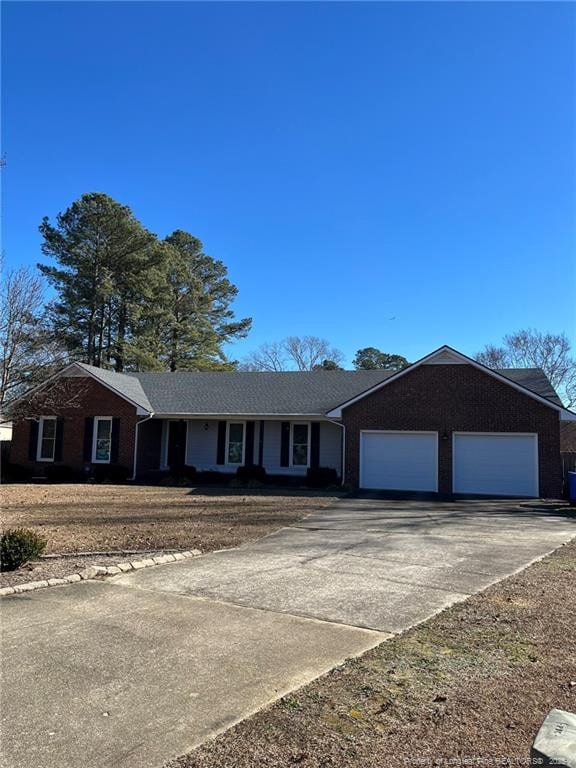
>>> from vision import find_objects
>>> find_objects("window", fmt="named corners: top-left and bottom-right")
top-left (227, 422), bottom-right (245, 465)
top-left (92, 417), bottom-right (113, 463)
top-left (37, 417), bottom-right (57, 461)
top-left (291, 423), bottom-right (310, 467)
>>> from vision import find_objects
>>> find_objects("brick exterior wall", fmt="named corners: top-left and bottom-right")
top-left (10, 377), bottom-right (139, 475)
top-left (341, 364), bottom-right (562, 497)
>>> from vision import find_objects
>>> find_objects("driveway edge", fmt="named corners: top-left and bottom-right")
top-left (0, 548), bottom-right (203, 597)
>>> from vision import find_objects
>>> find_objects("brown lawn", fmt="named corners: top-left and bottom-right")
top-left (0, 484), bottom-right (340, 554)
top-left (167, 538), bottom-right (576, 768)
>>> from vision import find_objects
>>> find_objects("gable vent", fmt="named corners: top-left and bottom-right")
top-left (423, 350), bottom-right (466, 365)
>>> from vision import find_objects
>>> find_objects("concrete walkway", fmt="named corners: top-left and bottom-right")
top-left (1, 498), bottom-right (574, 768)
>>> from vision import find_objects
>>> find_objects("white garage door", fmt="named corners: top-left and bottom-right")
top-left (453, 433), bottom-right (538, 497)
top-left (360, 432), bottom-right (438, 492)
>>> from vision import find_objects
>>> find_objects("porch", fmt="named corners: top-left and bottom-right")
top-left (135, 417), bottom-right (343, 479)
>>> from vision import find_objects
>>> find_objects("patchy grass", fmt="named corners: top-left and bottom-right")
top-left (0, 484), bottom-right (339, 554)
top-left (167, 538), bottom-right (576, 768)
top-left (0, 484), bottom-right (339, 585)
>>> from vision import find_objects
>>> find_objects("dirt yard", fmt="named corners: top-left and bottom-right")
top-left (167, 538), bottom-right (576, 768)
top-left (0, 484), bottom-right (340, 585)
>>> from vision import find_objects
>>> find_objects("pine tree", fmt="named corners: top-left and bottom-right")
top-left (39, 193), bottom-right (157, 371)
top-left (39, 196), bottom-right (251, 372)
top-left (156, 230), bottom-right (251, 371)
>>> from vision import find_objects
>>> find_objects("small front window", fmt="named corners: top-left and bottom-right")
top-left (37, 417), bottom-right (56, 461)
top-left (227, 422), bottom-right (245, 464)
top-left (291, 423), bottom-right (310, 466)
top-left (92, 417), bottom-right (113, 463)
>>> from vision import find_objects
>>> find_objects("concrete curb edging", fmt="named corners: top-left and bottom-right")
top-left (0, 549), bottom-right (202, 597)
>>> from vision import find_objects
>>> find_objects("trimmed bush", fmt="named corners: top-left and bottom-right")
top-left (44, 465), bottom-right (82, 483)
top-left (178, 465), bottom-right (197, 481)
top-left (236, 465), bottom-right (267, 483)
top-left (1, 528), bottom-right (47, 572)
top-left (306, 466), bottom-right (339, 489)
top-left (196, 470), bottom-right (225, 485)
top-left (0, 463), bottom-right (31, 483)
top-left (92, 464), bottom-right (131, 484)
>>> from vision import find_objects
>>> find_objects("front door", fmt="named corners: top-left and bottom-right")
top-left (167, 421), bottom-right (187, 471)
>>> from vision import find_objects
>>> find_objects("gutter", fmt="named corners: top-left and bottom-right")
top-left (130, 412), bottom-right (155, 481)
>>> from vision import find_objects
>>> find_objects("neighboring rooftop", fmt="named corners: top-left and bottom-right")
top-left (78, 362), bottom-right (564, 415)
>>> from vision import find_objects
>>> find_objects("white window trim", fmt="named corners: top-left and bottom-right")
top-left (92, 417), bottom-right (113, 464)
top-left (36, 416), bottom-right (57, 462)
top-left (226, 420), bottom-right (246, 466)
top-left (290, 421), bottom-right (311, 468)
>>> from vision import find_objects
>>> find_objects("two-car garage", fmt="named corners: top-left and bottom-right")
top-left (360, 431), bottom-right (539, 497)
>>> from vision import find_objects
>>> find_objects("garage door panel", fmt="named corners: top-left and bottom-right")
top-left (453, 434), bottom-right (538, 497)
top-left (361, 432), bottom-right (437, 492)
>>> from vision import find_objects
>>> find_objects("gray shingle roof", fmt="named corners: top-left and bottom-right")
top-left (130, 370), bottom-right (392, 415)
top-left (77, 363), bottom-right (153, 413)
top-left (78, 363), bottom-right (564, 415)
top-left (494, 368), bottom-right (564, 407)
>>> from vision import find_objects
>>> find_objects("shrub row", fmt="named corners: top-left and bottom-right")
top-left (1, 463), bottom-right (131, 484)
top-left (163, 464), bottom-right (339, 489)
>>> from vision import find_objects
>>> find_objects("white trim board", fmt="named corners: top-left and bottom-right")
top-left (326, 345), bottom-right (576, 420)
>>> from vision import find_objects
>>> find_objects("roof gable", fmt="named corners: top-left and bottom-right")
top-left (325, 345), bottom-right (576, 420)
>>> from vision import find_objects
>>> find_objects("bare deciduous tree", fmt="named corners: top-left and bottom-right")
top-left (0, 265), bottom-right (67, 412)
top-left (240, 336), bottom-right (344, 371)
top-left (238, 341), bottom-right (288, 372)
top-left (476, 329), bottom-right (576, 408)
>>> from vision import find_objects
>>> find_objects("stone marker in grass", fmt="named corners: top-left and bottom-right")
top-left (531, 709), bottom-right (576, 768)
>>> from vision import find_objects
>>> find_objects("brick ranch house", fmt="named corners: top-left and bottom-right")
top-left (9, 346), bottom-right (576, 497)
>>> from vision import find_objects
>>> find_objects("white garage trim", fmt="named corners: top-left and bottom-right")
top-left (360, 430), bottom-right (438, 492)
top-left (452, 432), bottom-right (539, 497)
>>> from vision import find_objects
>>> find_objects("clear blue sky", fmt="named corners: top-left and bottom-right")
top-left (2, 1), bottom-right (575, 366)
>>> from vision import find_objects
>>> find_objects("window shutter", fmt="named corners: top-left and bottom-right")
top-left (245, 421), bottom-right (255, 466)
top-left (54, 417), bottom-right (65, 462)
top-left (110, 417), bottom-right (120, 463)
top-left (216, 421), bottom-right (226, 465)
top-left (258, 420), bottom-right (265, 466)
top-left (83, 417), bottom-right (94, 462)
top-left (310, 422), bottom-right (320, 469)
top-left (28, 420), bottom-right (39, 461)
top-left (280, 422), bottom-right (290, 467)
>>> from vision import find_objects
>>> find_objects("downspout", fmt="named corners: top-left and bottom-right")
top-left (326, 418), bottom-right (346, 487)
top-left (130, 412), bottom-right (155, 481)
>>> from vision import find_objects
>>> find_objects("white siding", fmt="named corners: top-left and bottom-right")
top-left (186, 419), bottom-right (219, 469)
top-left (319, 421), bottom-right (342, 475)
top-left (160, 418), bottom-right (342, 476)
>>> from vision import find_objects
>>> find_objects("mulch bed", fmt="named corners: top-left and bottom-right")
top-left (166, 538), bottom-right (576, 768)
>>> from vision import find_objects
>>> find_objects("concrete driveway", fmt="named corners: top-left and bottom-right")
top-left (1, 498), bottom-right (574, 768)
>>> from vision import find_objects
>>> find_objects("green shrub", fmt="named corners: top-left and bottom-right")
top-left (44, 465), bottom-right (82, 483)
top-left (306, 466), bottom-right (339, 488)
top-left (0, 528), bottom-right (47, 572)
top-left (236, 465), bottom-right (267, 483)
top-left (92, 464), bottom-right (131, 484)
